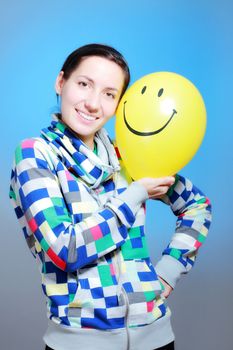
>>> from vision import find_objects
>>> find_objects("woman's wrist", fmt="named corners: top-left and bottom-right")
top-left (116, 181), bottom-right (149, 215)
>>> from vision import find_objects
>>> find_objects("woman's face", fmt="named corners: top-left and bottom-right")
top-left (55, 55), bottom-right (125, 149)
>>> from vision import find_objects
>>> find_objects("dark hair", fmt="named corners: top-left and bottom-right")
top-left (60, 43), bottom-right (130, 98)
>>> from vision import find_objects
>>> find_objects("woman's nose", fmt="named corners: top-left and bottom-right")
top-left (84, 92), bottom-right (100, 112)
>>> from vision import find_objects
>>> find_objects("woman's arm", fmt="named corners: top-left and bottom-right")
top-left (9, 139), bottom-right (148, 272)
top-left (154, 174), bottom-right (212, 289)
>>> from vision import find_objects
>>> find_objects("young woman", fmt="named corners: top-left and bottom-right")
top-left (9, 44), bottom-right (211, 350)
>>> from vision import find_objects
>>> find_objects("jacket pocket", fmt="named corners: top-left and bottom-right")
top-left (119, 258), bottom-right (164, 303)
top-left (69, 259), bottom-right (126, 328)
top-left (118, 258), bottom-right (168, 327)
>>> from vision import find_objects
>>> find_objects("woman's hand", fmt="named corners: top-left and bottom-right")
top-left (137, 176), bottom-right (175, 199)
top-left (158, 276), bottom-right (173, 298)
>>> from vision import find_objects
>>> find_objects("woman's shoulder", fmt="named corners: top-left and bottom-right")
top-left (13, 136), bottom-right (57, 169)
top-left (17, 134), bottom-right (49, 146)
top-left (15, 136), bottom-right (51, 156)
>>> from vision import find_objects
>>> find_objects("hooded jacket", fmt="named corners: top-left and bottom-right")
top-left (9, 115), bottom-right (212, 350)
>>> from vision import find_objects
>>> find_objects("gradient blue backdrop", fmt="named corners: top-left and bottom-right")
top-left (1, 1), bottom-right (232, 349)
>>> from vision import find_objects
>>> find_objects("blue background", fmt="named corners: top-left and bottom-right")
top-left (1, 1), bottom-right (232, 349)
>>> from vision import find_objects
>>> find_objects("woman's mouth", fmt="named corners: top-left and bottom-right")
top-left (75, 109), bottom-right (97, 122)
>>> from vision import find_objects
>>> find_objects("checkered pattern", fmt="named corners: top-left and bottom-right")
top-left (9, 115), bottom-right (212, 330)
top-left (160, 175), bottom-right (212, 270)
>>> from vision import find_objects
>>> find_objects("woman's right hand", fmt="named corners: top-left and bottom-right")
top-left (137, 176), bottom-right (175, 199)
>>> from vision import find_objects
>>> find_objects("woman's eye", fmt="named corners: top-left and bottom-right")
top-left (78, 81), bottom-right (88, 87)
top-left (106, 92), bottom-right (115, 99)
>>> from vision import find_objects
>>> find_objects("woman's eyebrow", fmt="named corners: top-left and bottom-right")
top-left (78, 75), bottom-right (119, 92)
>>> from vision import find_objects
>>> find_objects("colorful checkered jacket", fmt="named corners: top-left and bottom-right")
top-left (9, 116), bottom-right (211, 349)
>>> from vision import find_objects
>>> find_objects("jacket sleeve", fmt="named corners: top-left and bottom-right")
top-left (154, 174), bottom-right (212, 289)
top-left (9, 139), bottom-right (148, 272)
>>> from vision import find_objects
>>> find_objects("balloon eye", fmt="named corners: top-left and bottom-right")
top-left (141, 86), bottom-right (147, 94)
top-left (158, 88), bottom-right (164, 97)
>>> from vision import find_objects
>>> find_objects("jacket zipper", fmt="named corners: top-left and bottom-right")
top-left (121, 285), bottom-right (130, 350)
top-left (114, 251), bottom-right (130, 350)
top-left (91, 184), bottom-right (130, 349)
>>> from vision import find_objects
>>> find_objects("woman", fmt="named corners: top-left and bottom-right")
top-left (9, 43), bottom-right (211, 350)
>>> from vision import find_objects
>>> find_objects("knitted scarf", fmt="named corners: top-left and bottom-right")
top-left (40, 114), bottom-right (121, 189)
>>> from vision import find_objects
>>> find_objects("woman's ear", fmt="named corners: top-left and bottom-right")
top-left (55, 71), bottom-right (65, 95)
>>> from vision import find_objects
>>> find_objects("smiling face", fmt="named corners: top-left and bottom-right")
top-left (116, 72), bottom-right (206, 179)
top-left (55, 55), bottom-right (125, 149)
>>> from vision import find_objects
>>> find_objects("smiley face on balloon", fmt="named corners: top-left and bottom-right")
top-left (115, 72), bottom-right (206, 179)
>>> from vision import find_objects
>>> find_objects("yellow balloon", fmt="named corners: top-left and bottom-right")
top-left (115, 72), bottom-right (206, 180)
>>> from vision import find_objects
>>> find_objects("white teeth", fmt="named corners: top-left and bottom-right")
top-left (78, 110), bottom-right (96, 121)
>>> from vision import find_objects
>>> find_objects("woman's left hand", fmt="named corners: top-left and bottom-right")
top-left (158, 276), bottom-right (173, 298)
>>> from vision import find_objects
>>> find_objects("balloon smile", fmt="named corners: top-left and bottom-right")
top-left (123, 101), bottom-right (177, 136)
